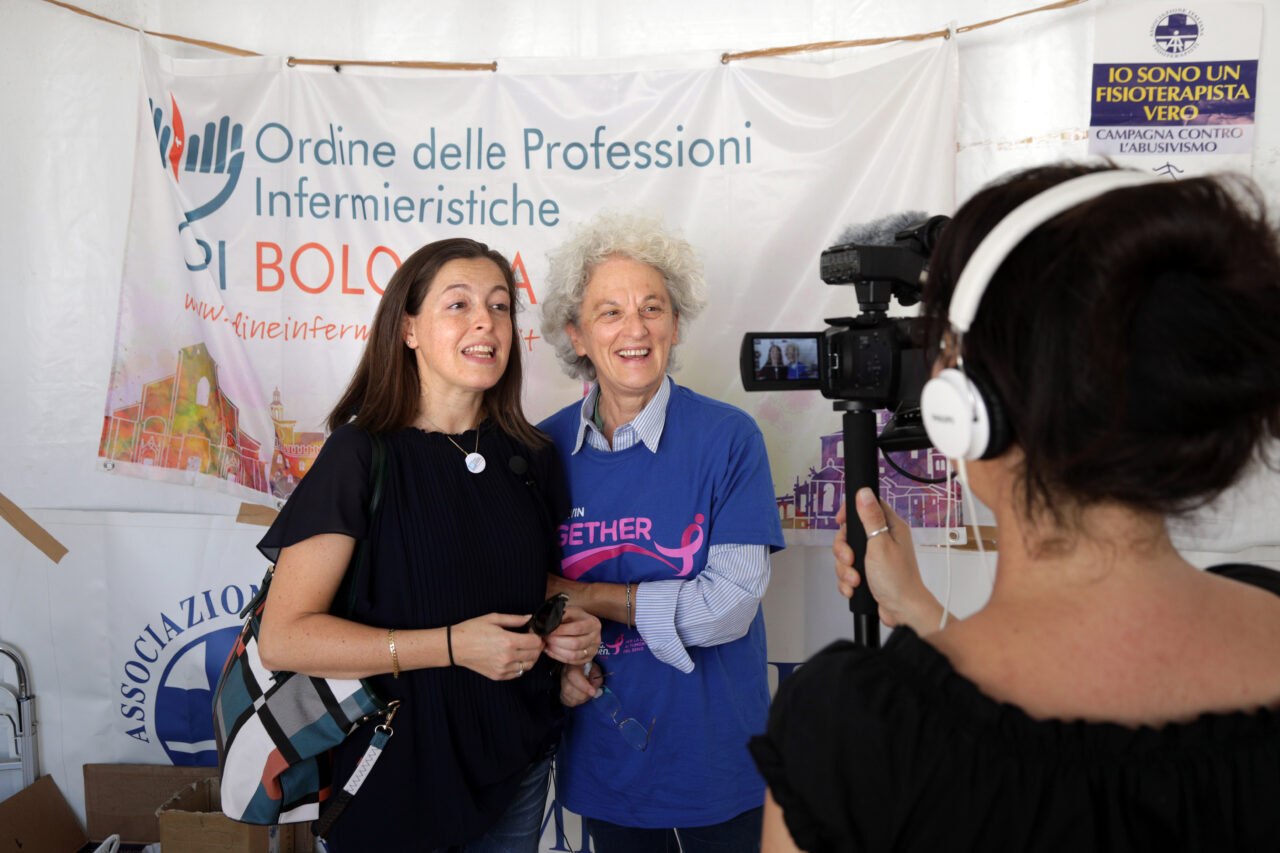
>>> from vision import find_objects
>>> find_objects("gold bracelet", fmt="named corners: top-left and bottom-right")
top-left (387, 628), bottom-right (400, 679)
top-left (625, 581), bottom-right (632, 628)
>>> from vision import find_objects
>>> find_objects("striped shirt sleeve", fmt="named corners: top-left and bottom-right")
top-left (634, 542), bottom-right (771, 673)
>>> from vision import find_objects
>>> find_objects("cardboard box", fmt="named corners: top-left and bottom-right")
top-left (157, 777), bottom-right (287, 853)
top-left (83, 763), bottom-right (212, 844)
top-left (0, 774), bottom-right (88, 853)
top-left (81, 764), bottom-right (311, 853)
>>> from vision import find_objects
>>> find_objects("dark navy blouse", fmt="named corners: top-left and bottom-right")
top-left (259, 423), bottom-right (566, 851)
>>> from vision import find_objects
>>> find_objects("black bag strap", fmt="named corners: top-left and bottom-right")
top-left (313, 430), bottom-right (394, 840)
top-left (340, 430), bottom-right (386, 618)
top-left (241, 430), bottom-right (387, 621)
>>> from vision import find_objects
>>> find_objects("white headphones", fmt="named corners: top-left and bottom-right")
top-left (921, 169), bottom-right (1162, 460)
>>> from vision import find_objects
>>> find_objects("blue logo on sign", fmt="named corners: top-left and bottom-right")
top-left (1152, 11), bottom-right (1202, 57)
top-left (148, 95), bottom-right (246, 224)
top-left (155, 625), bottom-right (239, 766)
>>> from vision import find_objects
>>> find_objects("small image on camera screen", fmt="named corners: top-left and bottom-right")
top-left (752, 337), bottom-right (818, 382)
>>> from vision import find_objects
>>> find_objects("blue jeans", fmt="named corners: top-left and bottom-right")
top-left (583, 806), bottom-right (763, 853)
top-left (432, 756), bottom-right (552, 853)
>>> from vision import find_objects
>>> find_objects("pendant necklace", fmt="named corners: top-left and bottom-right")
top-left (422, 417), bottom-right (485, 474)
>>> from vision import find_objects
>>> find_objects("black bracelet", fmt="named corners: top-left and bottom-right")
top-left (446, 624), bottom-right (455, 666)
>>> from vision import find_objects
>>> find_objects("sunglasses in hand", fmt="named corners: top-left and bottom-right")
top-left (505, 592), bottom-right (569, 637)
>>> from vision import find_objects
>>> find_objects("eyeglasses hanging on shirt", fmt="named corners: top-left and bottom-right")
top-left (585, 663), bottom-right (655, 751)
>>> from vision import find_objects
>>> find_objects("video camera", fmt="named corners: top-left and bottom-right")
top-left (738, 212), bottom-right (949, 649)
top-left (739, 213), bottom-right (948, 442)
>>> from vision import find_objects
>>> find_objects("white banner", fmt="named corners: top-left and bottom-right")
top-left (0, 512), bottom-right (267, 818)
top-left (98, 37), bottom-right (959, 541)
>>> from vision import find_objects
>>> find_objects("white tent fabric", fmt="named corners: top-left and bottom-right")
top-left (3, 0), bottom-right (1276, 522)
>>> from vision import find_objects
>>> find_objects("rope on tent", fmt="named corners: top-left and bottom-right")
top-left (40, 0), bottom-right (1091, 70)
top-left (722, 29), bottom-right (951, 63)
top-left (38, 0), bottom-right (494, 67)
top-left (41, 0), bottom-right (261, 56)
top-left (953, 0), bottom-right (1091, 34)
top-left (287, 58), bottom-right (498, 71)
top-left (721, 0), bottom-right (1091, 63)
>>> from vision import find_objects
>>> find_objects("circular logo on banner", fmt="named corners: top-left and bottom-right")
top-left (1150, 9), bottom-right (1203, 57)
top-left (118, 584), bottom-right (260, 760)
top-left (156, 626), bottom-right (241, 766)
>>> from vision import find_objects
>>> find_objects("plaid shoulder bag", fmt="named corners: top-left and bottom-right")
top-left (212, 431), bottom-right (400, 835)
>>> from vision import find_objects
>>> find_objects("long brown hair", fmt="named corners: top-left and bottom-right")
top-left (328, 238), bottom-right (546, 447)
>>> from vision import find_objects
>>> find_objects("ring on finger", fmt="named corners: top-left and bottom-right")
top-left (866, 525), bottom-right (890, 540)
top-left (517, 661), bottom-right (524, 676)
top-left (581, 647), bottom-right (590, 658)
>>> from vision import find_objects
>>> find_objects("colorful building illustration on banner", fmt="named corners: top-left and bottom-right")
top-left (267, 389), bottom-right (324, 500)
top-left (99, 343), bottom-right (269, 493)
top-left (777, 416), bottom-right (960, 530)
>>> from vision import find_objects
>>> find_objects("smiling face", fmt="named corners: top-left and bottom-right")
top-left (785, 343), bottom-right (800, 364)
top-left (767, 345), bottom-right (783, 367)
top-left (566, 255), bottom-right (679, 407)
top-left (403, 257), bottom-right (513, 402)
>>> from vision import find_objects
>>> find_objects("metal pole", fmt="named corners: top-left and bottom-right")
top-left (0, 642), bottom-right (38, 789)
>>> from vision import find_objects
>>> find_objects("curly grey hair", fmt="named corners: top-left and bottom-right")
top-left (540, 211), bottom-right (707, 381)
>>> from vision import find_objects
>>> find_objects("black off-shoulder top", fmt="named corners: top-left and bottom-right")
top-left (750, 572), bottom-right (1280, 852)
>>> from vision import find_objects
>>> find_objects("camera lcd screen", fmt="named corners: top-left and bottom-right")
top-left (740, 333), bottom-right (822, 391)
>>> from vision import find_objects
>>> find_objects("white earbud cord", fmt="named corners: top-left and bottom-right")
top-left (956, 457), bottom-right (994, 590)
top-left (938, 330), bottom-right (981, 631)
top-left (939, 458), bottom-right (954, 630)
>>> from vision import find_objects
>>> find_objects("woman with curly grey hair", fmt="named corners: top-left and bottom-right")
top-left (537, 211), bottom-right (785, 852)
top-left (539, 211), bottom-right (708, 383)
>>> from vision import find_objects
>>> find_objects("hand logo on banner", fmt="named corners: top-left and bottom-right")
top-left (150, 95), bottom-right (245, 224)
top-left (149, 95), bottom-right (244, 286)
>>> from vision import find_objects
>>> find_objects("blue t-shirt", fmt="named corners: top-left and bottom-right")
top-left (540, 382), bottom-right (785, 827)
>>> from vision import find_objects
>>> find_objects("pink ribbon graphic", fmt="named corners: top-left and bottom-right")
top-left (654, 514), bottom-right (705, 577)
top-left (560, 514), bottom-right (705, 580)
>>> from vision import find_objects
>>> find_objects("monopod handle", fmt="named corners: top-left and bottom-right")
top-left (849, 529), bottom-right (880, 649)
top-left (842, 407), bottom-right (882, 649)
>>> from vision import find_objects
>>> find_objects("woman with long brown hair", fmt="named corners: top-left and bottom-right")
top-left (256, 238), bottom-right (601, 851)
